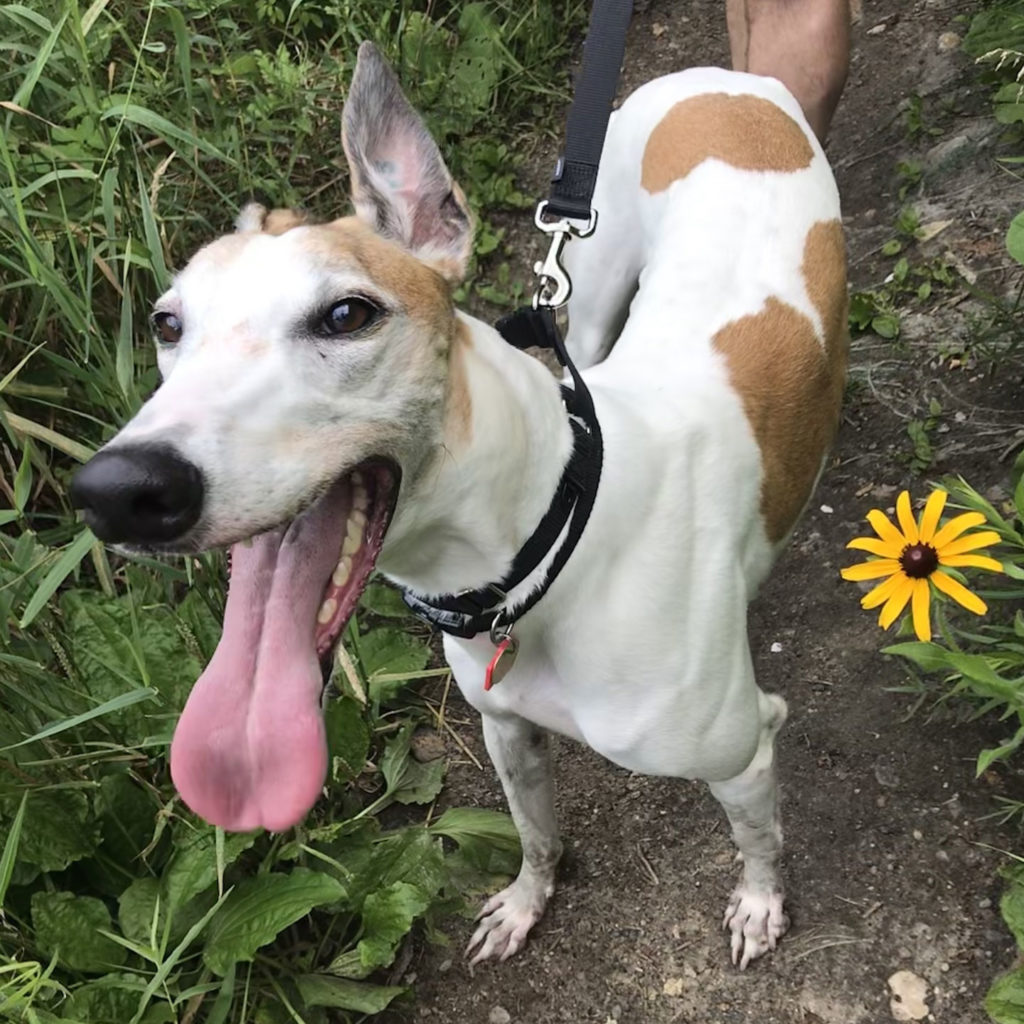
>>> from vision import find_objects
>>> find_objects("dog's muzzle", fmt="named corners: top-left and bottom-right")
top-left (71, 444), bottom-right (204, 545)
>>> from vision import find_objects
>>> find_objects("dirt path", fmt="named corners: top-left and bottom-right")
top-left (389, 2), bottom-right (1024, 1021)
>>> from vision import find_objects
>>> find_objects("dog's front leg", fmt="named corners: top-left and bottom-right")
top-left (708, 693), bottom-right (790, 969)
top-left (466, 712), bottom-right (561, 964)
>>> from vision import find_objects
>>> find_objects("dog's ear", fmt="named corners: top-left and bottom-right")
top-left (342, 41), bottom-right (473, 284)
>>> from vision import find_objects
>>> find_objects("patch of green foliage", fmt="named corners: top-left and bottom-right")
top-left (878, 454), bottom-right (1024, 1023)
top-left (0, 0), bottom-right (584, 1020)
top-left (963, 1), bottom-right (1024, 267)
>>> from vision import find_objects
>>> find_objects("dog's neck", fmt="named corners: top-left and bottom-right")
top-left (379, 311), bottom-right (574, 599)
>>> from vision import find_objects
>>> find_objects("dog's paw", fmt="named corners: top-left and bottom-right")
top-left (722, 885), bottom-right (789, 970)
top-left (465, 879), bottom-right (550, 965)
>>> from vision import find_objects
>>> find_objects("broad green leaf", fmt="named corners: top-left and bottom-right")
top-left (325, 696), bottom-right (370, 784)
top-left (987, 965), bottom-right (1024, 1024)
top-left (359, 581), bottom-right (414, 619)
top-left (357, 880), bottom-right (430, 970)
top-left (871, 312), bottom-right (900, 339)
top-left (164, 826), bottom-right (258, 911)
top-left (63, 975), bottom-right (148, 1022)
top-left (0, 789), bottom-right (99, 873)
top-left (1008, 210), bottom-right (1024, 267)
top-left (429, 807), bottom-right (521, 874)
top-left (203, 869), bottom-right (346, 975)
top-left (357, 627), bottom-right (431, 702)
top-left (296, 973), bottom-right (405, 1013)
top-left (31, 892), bottom-right (128, 972)
top-left (884, 641), bottom-right (957, 674)
top-left (118, 878), bottom-right (161, 944)
top-left (380, 723), bottom-right (445, 805)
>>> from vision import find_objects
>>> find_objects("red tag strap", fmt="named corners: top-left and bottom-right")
top-left (484, 638), bottom-right (514, 691)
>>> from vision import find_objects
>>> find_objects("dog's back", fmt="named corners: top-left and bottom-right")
top-left (566, 67), bottom-right (847, 568)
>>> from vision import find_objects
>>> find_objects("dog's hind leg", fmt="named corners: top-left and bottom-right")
top-left (707, 691), bottom-right (789, 969)
top-left (466, 713), bottom-right (562, 964)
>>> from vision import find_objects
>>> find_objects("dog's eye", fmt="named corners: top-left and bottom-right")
top-left (152, 312), bottom-right (183, 345)
top-left (322, 298), bottom-right (378, 336)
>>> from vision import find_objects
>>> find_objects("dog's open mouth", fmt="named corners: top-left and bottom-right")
top-left (169, 459), bottom-right (400, 832)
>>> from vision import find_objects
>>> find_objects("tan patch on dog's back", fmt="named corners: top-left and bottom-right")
top-left (642, 93), bottom-right (814, 193)
top-left (262, 208), bottom-right (308, 235)
top-left (803, 219), bottom-right (849, 380)
top-left (713, 297), bottom-right (842, 542)
top-left (444, 320), bottom-right (474, 444)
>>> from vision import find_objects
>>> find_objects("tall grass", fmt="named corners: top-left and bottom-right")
top-left (0, 2), bottom-right (582, 1020)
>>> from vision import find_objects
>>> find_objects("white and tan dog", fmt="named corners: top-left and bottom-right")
top-left (71, 43), bottom-right (846, 969)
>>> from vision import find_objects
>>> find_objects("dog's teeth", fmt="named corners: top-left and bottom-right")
top-left (332, 558), bottom-right (352, 586)
top-left (351, 470), bottom-right (363, 488)
top-left (353, 487), bottom-right (369, 512)
top-left (342, 527), bottom-right (360, 556)
top-left (351, 509), bottom-right (367, 529)
top-left (317, 597), bottom-right (337, 624)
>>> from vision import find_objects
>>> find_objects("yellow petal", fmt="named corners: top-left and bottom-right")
top-left (911, 578), bottom-right (932, 642)
top-left (847, 536), bottom-right (902, 557)
top-left (861, 571), bottom-right (906, 610)
top-left (937, 530), bottom-right (1002, 558)
top-left (878, 575), bottom-right (914, 629)
top-left (866, 509), bottom-right (907, 549)
top-left (931, 569), bottom-right (987, 616)
top-left (896, 491), bottom-right (919, 544)
top-left (940, 553), bottom-right (1003, 573)
top-left (917, 489), bottom-right (947, 543)
top-left (930, 511), bottom-right (987, 550)
top-left (841, 559), bottom-right (901, 582)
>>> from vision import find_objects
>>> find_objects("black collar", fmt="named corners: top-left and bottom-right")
top-left (401, 306), bottom-right (603, 639)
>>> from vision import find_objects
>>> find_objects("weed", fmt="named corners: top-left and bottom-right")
top-left (904, 397), bottom-right (943, 473)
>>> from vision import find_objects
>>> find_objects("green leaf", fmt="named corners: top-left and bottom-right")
top-left (119, 878), bottom-right (161, 944)
top-left (1002, 866), bottom-right (1024, 951)
top-left (164, 826), bottom-right (258, 911)
top-left (359, 581), bottom-right (413, 619)
top-left (881, 238), bottom-right (902, 256)
top-left (296, 973), bottom-right (405, 1013)
top-left (1007, 210), bottom-right (1024, 267)
top-left (101, 103), bottom-right (230, 161)
top-left (357, 626), bottom-right (431, 701)
top-left (871, 313), bottom-right (900, 339)
top-left (63, 975), bottom-right (149, 1022)
top-left (987, 965), bottom-right (1024, 1024)
top-left (883, 641), bottom-right (956, 673)
top-left (31, 892), bottom-right (128, 972)
top-left (203, 869), bottom-right (346, 975)
top-left (13, 437), bottom-right (32, 512)
top-left (380, 724), bottom-right (445, 805)
top-left (325, 696), bottom-right (370, 784)
top-left (0, 793), bottom-right (27, 905)
top-left (19, 529), bottom-right (96, 628)
top-left (0, 788), bottom-right (100, 873)
top-left (978, 725), bottom-right (1024, 776)
top-left (357, 881), bottom-right (430, 970)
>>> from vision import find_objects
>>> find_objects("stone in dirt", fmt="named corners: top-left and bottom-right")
top-left (488, 1007), bottom-right (512, 1024)
top-left (888, 970), bottom-right (930, 1021)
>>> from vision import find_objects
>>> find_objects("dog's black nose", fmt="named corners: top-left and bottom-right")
top-left (71, 445), bottom-right (204, 544)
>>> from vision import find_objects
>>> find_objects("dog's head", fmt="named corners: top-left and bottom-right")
top-left (70, 43), bottom-right (473, 832)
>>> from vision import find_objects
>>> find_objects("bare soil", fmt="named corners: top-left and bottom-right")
top-left (388, 2), bottom-right (1024, 1021)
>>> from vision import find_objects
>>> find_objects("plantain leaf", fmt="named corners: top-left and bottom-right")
top-left (296, 973), bottom-right (405, 1013)
top-left (31, 891), bottom-right (128, 972)
top-left (202, 869), bottom-right (345, 975)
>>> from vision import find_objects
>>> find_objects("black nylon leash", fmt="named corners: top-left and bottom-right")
top-left (401, 0), bottom-right (632, 643)
top-left (547, 0), bottom-right (635, 222)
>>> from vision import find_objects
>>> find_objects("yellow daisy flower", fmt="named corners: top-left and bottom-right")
top-left (841, 489), bottom-right (1003, 642)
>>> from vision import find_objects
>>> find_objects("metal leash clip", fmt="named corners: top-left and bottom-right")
top-left (532, 200), bottom-right (598, 310)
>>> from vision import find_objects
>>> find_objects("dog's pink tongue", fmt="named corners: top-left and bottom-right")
top-left (170, 491), bottom-right (347, 832)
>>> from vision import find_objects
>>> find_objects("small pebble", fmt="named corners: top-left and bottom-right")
top-left (489, 1008), bottom-right (512, 1024)
top-left (938, 31), bottom-right (961, 51)
top-left (820, 504), bottom-right (834, 514)
top-left (770, 641), bottom-right (783, 653)
top-left (980, 897), bottom-right (992, 909)
top-left (867, 22), bottom-right (887, 35)
top-left (913, 828), bottom-right (923, 840)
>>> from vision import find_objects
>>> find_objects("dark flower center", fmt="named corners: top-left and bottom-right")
top-left (900, 542), bottom-right (939, 579)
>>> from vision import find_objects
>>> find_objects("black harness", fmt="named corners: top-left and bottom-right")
top-left (400, 0), bottom-right (633, 644)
